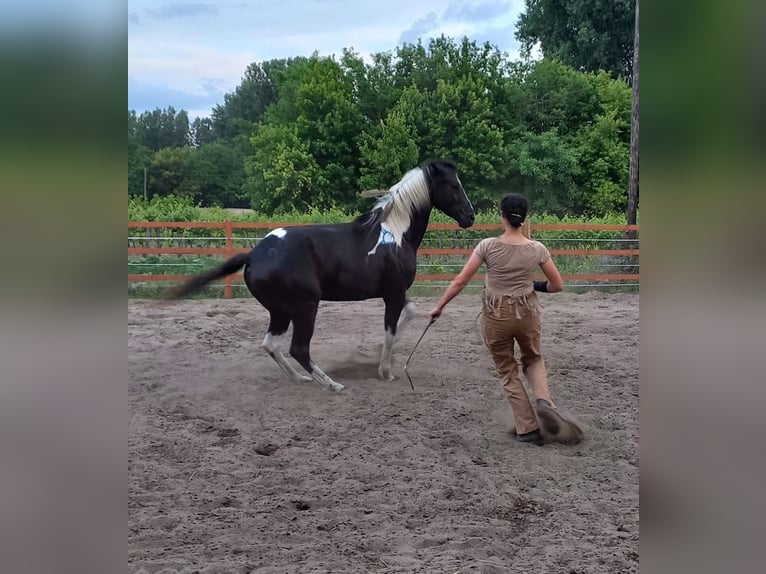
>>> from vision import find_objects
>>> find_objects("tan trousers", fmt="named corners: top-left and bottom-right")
top-left (481, 298), bottom-right (552, 435)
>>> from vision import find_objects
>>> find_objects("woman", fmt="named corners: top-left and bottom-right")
top-left (429, 193), bottom-right (582, 446)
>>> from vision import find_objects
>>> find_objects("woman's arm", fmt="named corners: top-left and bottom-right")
top-left (535, 258), bottom-right (564, 293)
top-left (429, 253), bottom-right (484, 319)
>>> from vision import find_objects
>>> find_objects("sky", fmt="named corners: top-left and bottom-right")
top-left (128, 0), bottom-right (526, 120)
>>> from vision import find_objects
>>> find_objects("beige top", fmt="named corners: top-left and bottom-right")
top-left (473, 237), bottom-right (552, 315)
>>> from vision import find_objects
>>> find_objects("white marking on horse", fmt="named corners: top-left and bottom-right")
top-left (377, 302), bottom-right (417, 380)
top-left (378, 327), bottom-right (396, 380)
top-left (266, 228), bottom-right (287, 239)
top-left (456, 175), bottom-right (472, 210)
top-left (311, 365), bottom-right (345, 392)
top-left (367, 225), bottom-right (397, 255)
top-left (262, 332), bottom-right (310, 383)
top-left (367, 168), bottom-right (431, 255)
top-left (398, 301), bottom-right (417, 331)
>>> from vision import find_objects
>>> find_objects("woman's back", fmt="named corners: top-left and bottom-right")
top-left (474, 237), bottom-right (551, 298)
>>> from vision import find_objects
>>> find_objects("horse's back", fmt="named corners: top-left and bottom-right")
top-left (244, 221), bottom-right (394, 304)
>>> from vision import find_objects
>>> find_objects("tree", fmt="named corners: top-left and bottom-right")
top-left (358, 108), bottom-right (420, 200)
top-left (190, 117), bottom-right (215, 147)
top-left (128, 33), bottom-right (633, 216)
top-left (293, 57), bottom-right (363, 198)
top-left (131, 107), bottom-right (190, 150)
top-left (516, 0), bottom-right (636, 82)
top-left (243, 55), bottom-right (365, 211)
top-left (244, 123), bottom-right (329, 214)
top-left (511, 129), bottom-right (581, 216)
top-left (211, 58), bottom-right (304, 139)
top-left (147, 147), bottom-right (196, 201)
top-left (128, 139), bottom-right (153, 198)
top-left (575, 103), bottom-right (630, 214)
top-left (129, 110), bottom-right (152, 198)
top-left (386, 37), bottom-right (512, 209)
top-left (187, 141), bottom-right (247, 207)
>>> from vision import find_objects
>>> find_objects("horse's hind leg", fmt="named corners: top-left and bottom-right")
top-left (262, 313), bottom-right (311, 384)
top-left (289, 303), bottom-right (344, 392)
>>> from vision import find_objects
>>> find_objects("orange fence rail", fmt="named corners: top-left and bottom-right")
top-left (128, 221), bottom-right (639, 298)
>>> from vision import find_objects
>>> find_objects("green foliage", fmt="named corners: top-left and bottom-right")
top-left (129, 194), bottom-right (216, 221)
top-left (512, 129), bottom-right (581, 216)
top-left (244, 123), bottom-right (329, 213)
top-left (128, 139), bottom-right (153, 197)
top-left (147, 147), bottom-right (196, 200)
top-left (190, 117), bottom-right (215, 147)
top-left (128, 196), bottom-right (638, 299)
top-left (516, 0), bottom-right (636, 82)
top-left (129, 106), bottom-right (190, 151)
top-left (211, 59), bottom-right (297, 140)
top-left (189, 141), bottom-right (247, 207)
top-left (358, 109), bottom-right (419, 205)
top-left (127, 33), bottom-right (636, 221)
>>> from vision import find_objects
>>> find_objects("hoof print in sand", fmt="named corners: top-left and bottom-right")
top-left (255, 443), bottom-right (279, 456)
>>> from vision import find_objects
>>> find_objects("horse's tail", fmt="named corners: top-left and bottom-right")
top-left (166, 253), bottom-right (251, 299)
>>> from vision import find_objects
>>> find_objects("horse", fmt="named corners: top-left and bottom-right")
top-left (167, 159), bottom-right (475, 391)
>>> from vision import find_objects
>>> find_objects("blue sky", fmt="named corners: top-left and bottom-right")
top-left (128, 0), bottom-right (526, 119)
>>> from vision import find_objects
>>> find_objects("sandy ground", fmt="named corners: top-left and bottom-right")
top-left (129, 293), bottom-right (639, 573)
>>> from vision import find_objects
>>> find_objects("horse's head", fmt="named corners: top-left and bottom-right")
top-left (426, 160), bottom-right (475, 229)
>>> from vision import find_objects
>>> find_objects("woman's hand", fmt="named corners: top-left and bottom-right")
top-left (428, 253), bottom-right (483, 322)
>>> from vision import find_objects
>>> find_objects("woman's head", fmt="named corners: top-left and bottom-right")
top-left (499, 193), bottom-right (529, 228)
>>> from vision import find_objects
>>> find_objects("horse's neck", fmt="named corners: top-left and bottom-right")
top-left (403, 205), bottom-right (433, 250)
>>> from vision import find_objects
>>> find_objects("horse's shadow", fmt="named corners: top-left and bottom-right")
top-left (323, 346), bottom-right (383, 381)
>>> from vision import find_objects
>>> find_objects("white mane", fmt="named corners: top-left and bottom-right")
top-left (371, 167), bottom-right (431, 245)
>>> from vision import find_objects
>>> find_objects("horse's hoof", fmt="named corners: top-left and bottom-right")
top-left (377, 367), bottom-right (396, 381)
top-left (331, 383), bottom-right (345, 392)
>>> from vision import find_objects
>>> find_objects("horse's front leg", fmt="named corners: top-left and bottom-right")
top-left (379, 297), bottom-right (415, 381)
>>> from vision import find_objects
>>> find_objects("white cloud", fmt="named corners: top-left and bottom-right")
top-left (145, 2), bottom-right (219, 20)
top-left (129, 39), bottom-right (255, 94)
top-left (128, 0), bottom-right (527, 117)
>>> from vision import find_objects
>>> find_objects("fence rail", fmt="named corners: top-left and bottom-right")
top-left (128, 221), bottom-right (639, 298)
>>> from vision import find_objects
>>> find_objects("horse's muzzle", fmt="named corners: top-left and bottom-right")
top-left (458, 212), bottom-right (475, 228)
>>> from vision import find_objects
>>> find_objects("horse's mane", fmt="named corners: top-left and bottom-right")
top-left (353, 166), bottom-right (432, 235)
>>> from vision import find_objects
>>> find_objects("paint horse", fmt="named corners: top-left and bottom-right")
top-left (168, 160), bottom-right (475, 391)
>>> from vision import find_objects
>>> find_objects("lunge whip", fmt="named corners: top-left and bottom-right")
top-left (403, 317), bottom-right (436, 391)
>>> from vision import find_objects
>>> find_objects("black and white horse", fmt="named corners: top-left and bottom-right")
top-left (168, 159), bottom-right (475, 391)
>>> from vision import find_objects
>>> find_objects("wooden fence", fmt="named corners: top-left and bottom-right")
top-left (128, 221), bottom-right (639, 298)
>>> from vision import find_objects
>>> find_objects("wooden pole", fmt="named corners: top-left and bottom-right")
top-left (224, 220), bottom-right (233, 299)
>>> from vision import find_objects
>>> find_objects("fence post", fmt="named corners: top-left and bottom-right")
top-left (224, 220), bottom-right (233, 299)
top-left (523, 219), bottom-right (531, 239)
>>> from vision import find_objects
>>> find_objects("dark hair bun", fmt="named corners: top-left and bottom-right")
top-left (499, 193), bottom-right (529, 228)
